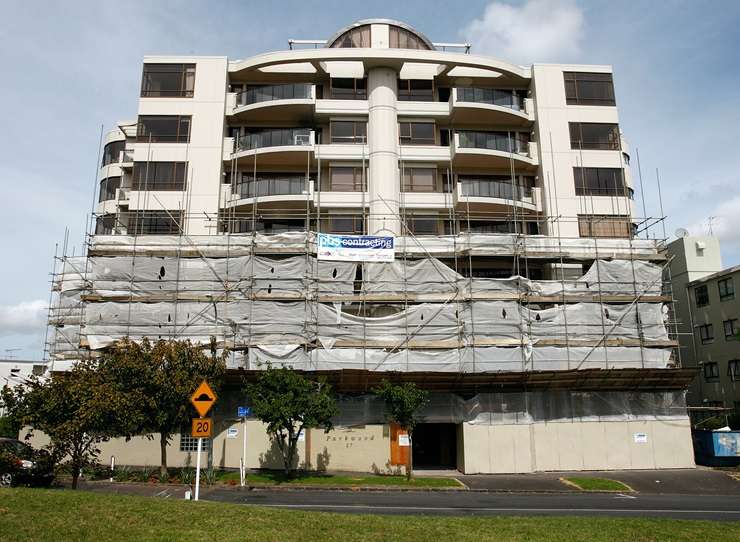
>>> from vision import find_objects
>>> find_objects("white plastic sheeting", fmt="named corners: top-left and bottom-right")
top-left (247, 345), bottom-right (673, 372)
top-left (90, 233), bottom-right (663, 258)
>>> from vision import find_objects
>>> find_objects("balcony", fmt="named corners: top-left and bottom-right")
top-left (226, 175), bottom-right (314, 208)
top-left (453, 131), bottom-right (538, 170)
top-left (230, 84), bottom-right (315, 122)
top-left (456, 178), bottom-right (540, 213)
top-left (232, 128), bottom-right (315, 167)
top-left (451, 88), bottom-right (533, 126)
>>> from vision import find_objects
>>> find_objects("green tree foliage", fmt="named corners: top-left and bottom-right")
top-left (0, 360), bottom-right (126, 489)
top-left (95, 338), bottom-right (227, 479)
top-left (0, 415), bottom-right (21, 438)
top-left (373, 380), bottom-right (429, 479)
top-left (245, 366), bottom-right (338, 475)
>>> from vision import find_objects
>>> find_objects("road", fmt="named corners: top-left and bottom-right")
top-left (203, 487), bottom-right (740, 521)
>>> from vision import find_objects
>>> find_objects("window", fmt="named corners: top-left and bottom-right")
top-left (563, 72), bottom-right (616, 106)
top-left (402, 168), bottom-right (437, 192)
top-left (330, 78), bottom-right (366, 100)
top-left (724, 319), bottom-right (738, 340)
top-left (132, 162), bottom-right (187, 191)
top-left (703, 362), bottom-right (719, 381)
top-left (695, 284), bottom-right (709, 307)
top-left (179, 434), bottom-right (211, 452)
top-left (329, 167), bottom-right (365, 191)
top-left (98, 176), bottom-right (121, 202)
top-left (460, 220), bottom-right (539, 235)
top-left (456, 88), bottom-right (524, 110)
top-left (458, 175), bottom-right (533, 200)
top-left (101, 141), bottom-right (125, 167)
top-left (330, 121), bottom-right (366, 144)
top-left (457, 130), bottom-right (530, 153)
top-left (329, 25), bottom-right (370, 48)
top-left (578, 215), bottom-right (633, 238)
top-left (137, 115), bottom-right (191, 143)
top-left (398, 79), bottom-right (434, 101)
top-left (141, 63), bottom-right (195, 97)
top-left (569, 122), bottom-right (620, 150)
top-left (239, 128), bottom-right (313, 150)
top-left (234, 173), bottom-right (308, 198)
top-left (573, 167), bottom-right (627, 196)
top-left (95, 215), bottom-right (116, 235)
top-left (128, 211), bottom-right (183, 235)
top-left (729, 360), bottom-right (740, 382)
top-left (698, 324), bottom-right (714, 344)
top-left (404, 216), bottom-right (452, 235)
top-left (237, 83), bottom-right (312, 106)
top-left (399, 122), bottom-right (435, 145)
top-left (389, 26), bottom-right (431, 50)
top-left (718, 277), bottom-right (735, 301)
top-left (328, 215), bottom-right (364, 234)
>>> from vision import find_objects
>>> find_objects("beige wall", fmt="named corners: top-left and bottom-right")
top-left (461, 418), bottom-right (695, 473)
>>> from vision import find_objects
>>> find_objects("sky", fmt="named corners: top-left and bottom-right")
top-left (1, 0), bottom-right (739, 360)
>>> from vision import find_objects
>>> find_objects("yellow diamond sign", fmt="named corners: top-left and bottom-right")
top-left (190, 380), bottom-right (217, 417)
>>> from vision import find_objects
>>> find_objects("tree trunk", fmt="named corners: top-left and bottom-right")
top-left (71, 456), bottom-right (81, 489)
top-left (159, 433), bottom-right (168, 479)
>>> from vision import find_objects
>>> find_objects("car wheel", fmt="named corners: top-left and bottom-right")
top-left (0, 473), bottom-right (12, 488)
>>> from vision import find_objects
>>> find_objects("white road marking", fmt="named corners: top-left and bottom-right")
top-left (615, 493), bottom-right (637, 499)
top-left (248, 503), bottom-right (740, 515)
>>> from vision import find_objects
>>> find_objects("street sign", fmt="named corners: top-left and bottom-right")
top-left (190, 380), bottom-right (217, 417)
top-left (237, 406), bottom-right (251, 417)
top-left (191, 417), bottom-right (212, 438)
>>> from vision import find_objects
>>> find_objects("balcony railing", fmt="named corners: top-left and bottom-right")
top-left (456, 88), bottom-right (524, 111)
top-left (233, 175), bottom-right (309, 199)
top-left (457, 131), bottom-right (530, 154)
top-left (236, 84), bottom-right (312, 107)
top-left (237, 129), bottom-right (313, 151)
top-left (459, 178), bottom-right (532, 201)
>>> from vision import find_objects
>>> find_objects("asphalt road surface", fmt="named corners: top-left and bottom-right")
top-left (203, 487), bottom-right (740, 521)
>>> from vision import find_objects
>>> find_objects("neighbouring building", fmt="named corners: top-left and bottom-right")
top-left (0, 360), bottom-right (47, 416)
top-left (45, 19), bottom-right (695, 473)
top-left (668, 235), bottom-right (739, 426)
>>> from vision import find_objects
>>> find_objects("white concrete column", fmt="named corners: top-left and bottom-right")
top-left (367, 67), bottom-right (400, 236)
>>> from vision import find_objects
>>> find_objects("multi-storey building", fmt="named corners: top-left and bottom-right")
top-left (48, 20), bottom-right (695, 473)
top-left (668, 235), bottom-right (739, 426)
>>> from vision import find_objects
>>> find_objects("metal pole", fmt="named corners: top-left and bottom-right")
top-left (241, 415), bottom-right (247, 486)
top-left (194, 435), bottom-right (203, 501)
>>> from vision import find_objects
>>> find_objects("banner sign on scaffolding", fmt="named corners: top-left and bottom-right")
top-left (317, 233), bottom-right (395, 262)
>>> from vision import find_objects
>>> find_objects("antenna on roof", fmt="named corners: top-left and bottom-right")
top-left (706, 216), bottom-right (717, 236)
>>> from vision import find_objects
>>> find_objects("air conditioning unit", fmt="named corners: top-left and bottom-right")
top-left (294, 132), bottom-right (312, 146)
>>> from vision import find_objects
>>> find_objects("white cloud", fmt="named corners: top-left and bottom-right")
top-left (462, 0), bottom-right (584, 64)
top-left (0, 300), bottom-right (47, 338)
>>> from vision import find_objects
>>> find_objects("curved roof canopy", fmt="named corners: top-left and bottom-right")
top-left (327, 19), bottom-right (434, 50)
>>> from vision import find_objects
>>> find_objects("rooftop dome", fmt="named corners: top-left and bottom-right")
top-left (326, 19), bottom-right (434, 50)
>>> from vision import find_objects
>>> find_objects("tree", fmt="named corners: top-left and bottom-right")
top-left (373, 380), bottom-right (428, 480)
top-left (0, 361), bottom-right (124, 489)
top-left (245, 366), bottom-right (338, 476)
top-left (96, 338), bottom-right (227, 479)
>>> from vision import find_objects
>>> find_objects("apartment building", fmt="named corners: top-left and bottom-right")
top-left (47, 20), bottom-right (695, 473)
top-left (668, 235), bottom-right (739, 426)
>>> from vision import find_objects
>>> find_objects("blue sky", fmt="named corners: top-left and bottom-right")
top-left (1, 0), bottom-right (739, 360)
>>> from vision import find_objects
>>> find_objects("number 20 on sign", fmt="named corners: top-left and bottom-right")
top-left (191, 418), bottom-right (212, 438)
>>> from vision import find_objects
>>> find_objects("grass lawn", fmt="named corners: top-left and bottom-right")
top-left (218, 470), bottom-right (461, 488)
top-left (0, 488), bottom-right (734, 542)
top-left (563, 477), bottom-right (632, 492)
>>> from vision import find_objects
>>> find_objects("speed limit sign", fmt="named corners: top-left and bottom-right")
top-left (191, 418), bottom-right (212, 438)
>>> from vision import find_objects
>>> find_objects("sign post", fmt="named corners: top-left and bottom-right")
top-left (237, 406), bottom-right (251, 486)
top-left (190, 380), bottom-right (217, 502)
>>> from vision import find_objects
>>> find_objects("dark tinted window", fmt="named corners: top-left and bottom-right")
top-left (695, 284), bottom-right (709, 307)
top-left (137, 116), bottom-right (191, 143)
top-left (564, 72), bottom-right (615, 106)
top-left (141, 64), bottom-right (195, 97)
top-left (330, 121), bottom-right (366, 143)
top-left (98, 176), bottom-right (121, 202)
top-left (398, 79), bottom-right (433, 101)
top-left (132, 162), bottom-right (187, 190)
top-left (329, 25), bottom-right (370, 48)
top-left (399, 122), bottom-right (435, 145)
top-left (330, 78), bottom-right (366, 100)
top-left (578, 215), bottom-right (632, 238)
top-left (569, 122), bottom-right (620, 150)
top-left (101, 141), bottom-right (125, 166)
top-left (389, 26), bottom-right (431, 50)
top-left (95, 215), bottom-right (116, 235)
top-left (573, 167), bottom-right (626, 196)
top-left (128, 211), bottom-right (183, 234)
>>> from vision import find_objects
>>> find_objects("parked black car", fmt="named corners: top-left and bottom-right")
top-left (0, 437), bottom-right (55, 487)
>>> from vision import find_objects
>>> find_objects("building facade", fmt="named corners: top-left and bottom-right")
top-left (668, 236), bottom-right (739, 426)
top-left (47, 20), bottom-right (695, 473)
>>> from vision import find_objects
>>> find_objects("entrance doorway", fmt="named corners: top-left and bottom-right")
top-left (412, 423), bottom-right (458, 469)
